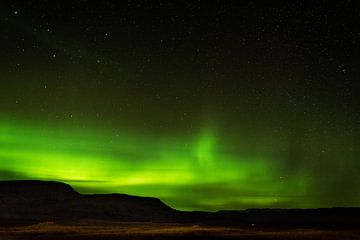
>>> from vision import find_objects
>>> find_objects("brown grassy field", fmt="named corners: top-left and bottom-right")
top-left (0, 221), bottom-right (359, 240)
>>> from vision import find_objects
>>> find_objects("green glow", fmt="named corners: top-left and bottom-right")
top-left (196, 127), bottom-right (216, 167)
top-left (0, 118), bottom-right (351, 211)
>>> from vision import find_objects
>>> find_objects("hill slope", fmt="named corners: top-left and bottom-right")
top-left (0, 180), bottom-right (177, 224)
top-left (0, 180), bottom-right (359, 228)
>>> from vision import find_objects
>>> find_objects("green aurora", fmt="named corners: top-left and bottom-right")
top-left (1, 117), bottom-right (358, 211)
top-left (0, 1), bottom-right (359, 211)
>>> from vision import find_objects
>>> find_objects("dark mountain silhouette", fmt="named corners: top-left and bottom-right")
top-left (0, 180), bottom-right (359, 228)
top-left (0, 180), bottom-right (177, 225)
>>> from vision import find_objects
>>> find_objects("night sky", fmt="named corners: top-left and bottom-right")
top-left (0, 1), bottom-right (359, 211)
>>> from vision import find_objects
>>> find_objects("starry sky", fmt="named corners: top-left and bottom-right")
top-left (0, 1), bottom-right (359, 211)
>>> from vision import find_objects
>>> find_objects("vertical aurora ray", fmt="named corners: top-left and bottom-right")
top-left (196, 128), bottom-right (216, 168)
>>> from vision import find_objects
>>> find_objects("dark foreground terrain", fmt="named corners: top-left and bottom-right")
top-left (0, 222), bottom-right (360, 240)
top-left (0, 181), bottom-right (359, 239)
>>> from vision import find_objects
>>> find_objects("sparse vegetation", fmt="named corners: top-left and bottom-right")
top-left (0, 222), bottom-right (359, 240)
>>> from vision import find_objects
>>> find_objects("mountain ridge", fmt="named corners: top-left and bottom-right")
top-left (0, 180), bottom-right (359, 228)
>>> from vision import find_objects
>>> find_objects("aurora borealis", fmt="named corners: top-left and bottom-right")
top-left (0, 117), bottom-right (311, 210)
top-left (0, 1), bottom-right (359, 211)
